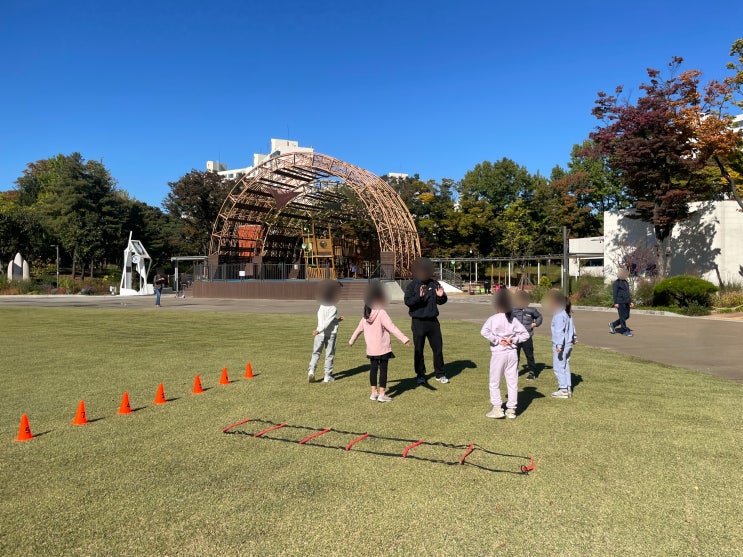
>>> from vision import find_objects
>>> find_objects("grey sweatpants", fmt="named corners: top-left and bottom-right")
top-left (308, 333), bottom-right (337, 377)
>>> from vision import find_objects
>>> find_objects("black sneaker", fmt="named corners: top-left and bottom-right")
top-left (609, 322), bottom-right (616, 334)
top-left (526, 372), bottom-right (536, 381)
top-left (416, 376), bottom-right (426, 385)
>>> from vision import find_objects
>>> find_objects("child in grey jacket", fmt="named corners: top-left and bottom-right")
top-left (512, 290), bottom-right (543, 380)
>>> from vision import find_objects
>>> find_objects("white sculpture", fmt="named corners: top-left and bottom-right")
top-left (119, 232), bottom-right (153, 296)
top-left (7, 253), bottom-right (29, 281)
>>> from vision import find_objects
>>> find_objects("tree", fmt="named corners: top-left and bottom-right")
top-left (591, 57), bottom-right (726, 276)
top-left (163, 170), bottom-right (235, 255)
top-left (498, 199), bottom-right (534, 259)
top-left (15, 153), bottom-right (122, 278)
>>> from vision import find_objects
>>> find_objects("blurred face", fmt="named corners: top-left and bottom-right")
top-left (618, 269), bottom-right (628, 280)
top-left (515, 295), bottom-right (527, 309)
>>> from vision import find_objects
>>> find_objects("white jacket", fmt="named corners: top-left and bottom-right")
top-left (316, 304), bottom-right (339, 335)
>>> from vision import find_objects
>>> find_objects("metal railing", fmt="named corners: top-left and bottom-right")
top-left (193, 263), bottom-right (385, 282)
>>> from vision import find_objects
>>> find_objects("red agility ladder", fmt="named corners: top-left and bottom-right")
top-left (298, 428), bottom-right (331, 445)
top-left (521, 456), bottom-right (535, 474)
top-left (458, 443), bottom-right (475, 465)
top-left (254, 423), bottom-right (287, 438)
top-left (222, 418), bottom-right (252, 433)
top-left (345, 433), bottom-right (369, 451)
top-left (402, 440), bottom-right (424, 458)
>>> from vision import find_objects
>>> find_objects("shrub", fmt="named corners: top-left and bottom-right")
top-left (652, 276), bottom-right (718, 308)
top-left (531, 285), bottom-right (548, 303)
top-left (539, 276), bottom-right (552, 288)
top-left (570, 276), bottom-right (613, 307)
top-left (714, 291), bottom-right (743, 310)
top-left (633, 278), bottom-right (656, 307)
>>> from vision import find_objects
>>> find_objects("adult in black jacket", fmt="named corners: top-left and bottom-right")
top-left (609, 269), bottom-right (634, 336)
top-left (404, 258), bottom-right (448, 384)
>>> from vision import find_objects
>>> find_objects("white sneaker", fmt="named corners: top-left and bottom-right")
top-left (435, 376), bottom-right (449, 384)
top-left (551, 389), bottom-right (570, 398)
top-left (377, 393), bottom-right (393, 402)
top-left (308, 372), bottom-right (315, 383)
top-left (323, 375), bottom-right (335, 383)
top-left (370, 392), bottom-right (379, 401)
top-left (486, 407), bottom-right (505, 419)
top-left (505, 408), bottom-right (517, 419)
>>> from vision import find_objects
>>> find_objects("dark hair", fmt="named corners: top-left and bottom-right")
top-left (319, 280), bottom-right (342, 304)
top-left (363, 280), bottom-right (386, 319)
top-left (411, 257), bottom-right (434, 278)
top-left (494, 289), bottom-right (513, 322)
top-left (516, 290), bottom-right (530, 302)
top-left (565, 298), bottom-right (572, 316)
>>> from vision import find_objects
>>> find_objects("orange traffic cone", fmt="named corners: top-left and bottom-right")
top-left (72, 400), bottom-right (88, 425)
top-left (15, 413), bottom-right (33, 442)
top-left (192, 374), bottom-right (204, 394)
top-left (153, 382), bottom-right (167, 404)
top-left (219, 367), bottom-right (229, 385)
top-left (118, 391), bottom-right (132, 415)
top-left (245, 362), bottom-right (254, 379)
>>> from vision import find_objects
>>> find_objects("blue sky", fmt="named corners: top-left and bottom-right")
top-left (1, 1), bottom-right (741, 206)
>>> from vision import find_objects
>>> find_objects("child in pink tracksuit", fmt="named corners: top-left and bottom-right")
top-left (349, 283), bottom-right (410, 402)
top-left (480, 290), bottom-right (530, 419)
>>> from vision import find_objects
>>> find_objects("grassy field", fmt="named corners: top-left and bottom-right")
top-left (0, 307), bottom-right (741, 556)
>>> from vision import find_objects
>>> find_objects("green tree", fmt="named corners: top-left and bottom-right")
top-left (498, 199), bottom-right (534, 258)
top-left (15, 153), bottom-right (122, 278)
top-left (163, 170), bottom-right (235, 255)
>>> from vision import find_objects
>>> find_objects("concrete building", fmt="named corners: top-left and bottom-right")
top-left (568, 237), bottom-right (604, 277)
top-left (206, 139), bottom-right (314, 180)
top-left (603, 200), bottom-right (743, 285)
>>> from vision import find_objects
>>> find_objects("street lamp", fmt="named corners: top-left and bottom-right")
top-left (50, 244), bottom-right (59, 289)
top-left (548, 226), bottom-right (569, 296)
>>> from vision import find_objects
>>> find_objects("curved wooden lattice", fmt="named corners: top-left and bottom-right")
top-left (210, 152), bottom-right (421, 277)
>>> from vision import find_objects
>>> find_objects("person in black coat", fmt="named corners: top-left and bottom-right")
top-left (609, 269), bottom-right (635, 337)
top-left (404, 258), bottom-right (448, 384)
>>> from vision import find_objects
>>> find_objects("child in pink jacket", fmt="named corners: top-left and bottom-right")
top-left (349, 284), bottom-right (410, 402)
top-left (480, 290), bottom-right (530, 419)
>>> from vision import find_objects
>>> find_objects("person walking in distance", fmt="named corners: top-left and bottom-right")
top-left (609, 269), bottom-right (635, 337)
top-left (404, 258), bottom-right (449, 384)
top-left (154, 272), bottom-right (166, 308)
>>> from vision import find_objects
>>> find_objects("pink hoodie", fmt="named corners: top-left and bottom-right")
top-left (349, 308), bottom-right (409, 356)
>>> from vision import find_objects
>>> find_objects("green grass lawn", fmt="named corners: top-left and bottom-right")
top-left (1, 307), bottom-right (741, 556)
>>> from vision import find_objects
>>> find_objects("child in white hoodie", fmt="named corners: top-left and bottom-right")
top-left (480, 290), bottom-right (530, 419)
top-left (308, 281), bottom-right (344, 383)
top-left (349, 282), bottom-right (410, 402)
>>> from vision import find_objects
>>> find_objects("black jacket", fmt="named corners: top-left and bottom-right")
top-left (613, 279), bottom-right (631, 305)
top-left (404, 278), bottom-right (447, 319)
top-left (512, 306), bottom-right (543, 336)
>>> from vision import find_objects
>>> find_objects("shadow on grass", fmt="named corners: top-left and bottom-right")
top-left (571, 373), bottom-right (583, 392)
top-left (518, 386), bottom-right (545, 415)
top-left (519, 362), bottom-right (549, 378)
top-left (31, 430), bottom-right (52, 439)
top-left (386, 376), bottom-right (436, 398)
top-left (334, 365), bottom-right (368, 381)
top-left (444, 359), bottom-right (477, 380)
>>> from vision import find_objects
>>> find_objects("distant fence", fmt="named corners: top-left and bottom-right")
top-left (193, 262), bottom-right (394, 282)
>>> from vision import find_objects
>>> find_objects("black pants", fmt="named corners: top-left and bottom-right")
top-left (411, 318), bottom-right (445, 378)
top-left (369, 358), bottom-right (389, 388)
top-left (612, 304), bottom-right (631, 331)
top-left (517, 336), bottom-right (536, 370)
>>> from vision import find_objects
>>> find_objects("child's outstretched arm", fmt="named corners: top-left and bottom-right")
top-left (348, 319), bottom-right (364, 346)
top-left (512, 319), bottom-right (531, 344)
top-left (380, 312), bottom-right (410, 345)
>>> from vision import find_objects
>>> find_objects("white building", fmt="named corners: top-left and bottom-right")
top-left (387, 172), bottom-right (409, 180)
top-left (603, 200), bottom-right (743, 285)
top-left (206, 139), bottom-right (314, 180)
top-left (569, 237), bottom-right (604, 277)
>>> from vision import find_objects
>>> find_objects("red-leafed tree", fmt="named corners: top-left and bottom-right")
top-left (591, 56), bottom-right (739, 276)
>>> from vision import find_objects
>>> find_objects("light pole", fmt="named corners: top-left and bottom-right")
top-left (51, 244), bottom-right (59, 289)
top-left (548, 226), bottom-right (569, 296)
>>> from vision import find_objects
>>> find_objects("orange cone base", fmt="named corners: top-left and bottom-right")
top-left (219, 368), bottom-right (229, 385)
top-left (193, 374), bottom-right (204, 394)
top-left (245, 362), bottom-right (254, 379)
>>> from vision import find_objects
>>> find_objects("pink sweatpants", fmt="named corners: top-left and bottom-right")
top-left (489, 350), bottom-right (518, 409)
